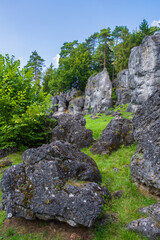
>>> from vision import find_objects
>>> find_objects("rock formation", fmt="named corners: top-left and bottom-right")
top-left (127, 202), bottom-right (160, 239)
top-left (128, 33), bottom-right (160, 112)
top-left (1, 141), bottom-right (111, 227)
top-left (114, 33), bottom-right (160, 111)
top-left (52, 89), bottom-right (84, 114)
top-left (52, 113), bottom-right (94, 149)
top-left (130, 89), bottom-right (160, 196)
top-left (84, 68), bottom-right (112, 113)
top-left (91, 118), bottom-right (134, 155)
top-left (116, 69), bottom-right (131, 106)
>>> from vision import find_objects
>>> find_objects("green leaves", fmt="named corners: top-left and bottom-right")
top-left (0, 54), bottom-right (54, 149)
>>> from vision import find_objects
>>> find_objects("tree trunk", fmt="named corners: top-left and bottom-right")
top-left (104, 44), bottom-right (106, 69)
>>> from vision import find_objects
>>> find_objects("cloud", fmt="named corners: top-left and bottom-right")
top-left (151, 20), bottom-right (160, 27)
top-left (53, 54), bottom-right (60, 68)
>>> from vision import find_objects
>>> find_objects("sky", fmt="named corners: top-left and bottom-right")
top-left (0, 0), bottom-right (160, 69)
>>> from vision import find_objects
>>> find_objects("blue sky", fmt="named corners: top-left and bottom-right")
top-left (0, 0), bottom-right (159, 69)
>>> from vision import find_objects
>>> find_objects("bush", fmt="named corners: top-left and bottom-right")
top-left (0, 54), bottom-right (56, 149)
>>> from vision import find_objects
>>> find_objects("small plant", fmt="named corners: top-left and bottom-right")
top-left (5, 227), bottom-right (17, 237)
top-left (89, 106), bottom-right (92, 113)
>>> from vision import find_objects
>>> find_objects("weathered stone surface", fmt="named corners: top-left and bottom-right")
top-left (128, 33), bottom-right (160, 112)
top-left (116, 69), bottom-right (131, 106)
top-left (1, 141), bottom-right (110, 227)
top-left (57, 94), bottom-right (67, 112)
top-left (138, 203), bottom-right (160, 223)
top-left (52, 113), bottom-right (94, 149)
top-left (84, 68), bottom-right (112, 113)
top-left (69, 96), bottom-right (85, 114)
top-left (52, 95), bottom-right (59, 112)
top-left (91, 118), bottom-right (134, 155)
top-left (0, 148), bottom-right (16, 159)
top-left (130, 89), bottom-right (160, 195)
top-left (127, 217), bottom-right (160, 240)
top-left (52, 89), bottom-right (84, 114)
top-left (113, 190), bottom-right (124, 199)
top-left (0, 157), bottom-right (12, 168)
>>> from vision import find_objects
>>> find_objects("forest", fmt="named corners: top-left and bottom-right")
top-left (0, 19), bottom-right (159, 150)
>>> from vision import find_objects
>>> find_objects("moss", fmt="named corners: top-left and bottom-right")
top-left (18, 175), bottom-right (34, 207)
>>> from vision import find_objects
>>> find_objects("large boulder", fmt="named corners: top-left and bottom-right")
top-left (52, 113), bottom-right (94, 149)
top-left (84, 68), bottom-right (112, 113)
top-left (128, 33), bottom-right (160, 112)
top-left (116, 69), bottom-right (131, 106)
top-left (1, 141), bottom-right (110, 227)
top-left (130, 89), bottom-right (160, 196)
top-left (91, 118), bottom-right (134, 155)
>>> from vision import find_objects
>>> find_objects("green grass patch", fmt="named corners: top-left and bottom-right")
top-left (84, 114), bottom-right (114, 139)
top-left (82, 144), bottom-right (156, 240)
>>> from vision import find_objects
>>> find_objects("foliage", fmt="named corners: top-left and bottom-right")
top-left (25, 50), bottom-right (45, 82)
top-left (0, 54), bottom-right (55, 149)
top-left (43, 43), bottom-right (92, 93)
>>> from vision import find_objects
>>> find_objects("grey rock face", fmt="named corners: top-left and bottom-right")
top-left (128, 33), bottom-right (160, 112)
top-left (69, 96), bottom-right (85, 114)
top-left (130, 89), bottom-right (160, 195)
top-left (138, 203), bottom-right (160, 223)
top-left (91, 118), bottom-right (134, 155)
top-left (116, 69), bottom-right (131, 106)
top-left (127, 217), bottom-right (160, 240)
top-left (1, 141), bottom-right (110, 227)
top-left (52, 89), bottom-right (84, 115)
top-left (52, 113), bottom-right (94, 149)
top-left (84, 68), bottom-right (112, 113)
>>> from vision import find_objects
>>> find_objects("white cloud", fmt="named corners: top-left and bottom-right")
top-left (151, 20), bottom-right (160, 27)
top-left (53, 54), bottom-right (60, 68)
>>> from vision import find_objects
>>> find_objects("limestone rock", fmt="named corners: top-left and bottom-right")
top-left (130, 89), bottom-right (160, 195)
top-left (127, 217), bottom-right (160, 240)
top-left (84, 68), bottom-right (112, 113)
top-left (116, 69), bottom-right (131, 106)
top-left (128, 33), bottom-right (160, 112)
top-left (52, 113), bottom-right (94, 149)
top-left (69, 96), bottom-right (85, 114)
top-left (91, 118), bottom-right (134, 155)
top-left (1, 141), bottom-right (110, 227)
top-left (138, 203), bottom-right (160, 223)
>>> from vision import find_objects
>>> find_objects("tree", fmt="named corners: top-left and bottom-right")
top-left (139, 19), bottom-right (149, 35)
top-left (112, 26), bottom-right (126, 80)
top-left (25, 50), bottom-right (45, 82)
top-left (85, 32), bottom-right (99, 56)
top-left (43, 63), bottom-right (54, 93)
top-left (98, 28), bottom-right (112, 69)
top-left (0, 54), bottom-right (54, 149)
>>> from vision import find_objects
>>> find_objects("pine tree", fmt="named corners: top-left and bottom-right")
top-left (25, 50), bottom-right (45, 81)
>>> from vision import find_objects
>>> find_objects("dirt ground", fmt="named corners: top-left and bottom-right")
top-left (2, 217), bottom-right (94, 240)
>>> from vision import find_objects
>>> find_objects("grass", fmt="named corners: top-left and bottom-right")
top-left (0, 104), bottom-right (157, 239)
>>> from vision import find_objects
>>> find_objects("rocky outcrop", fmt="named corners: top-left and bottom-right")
top-left (127, 217), bottom-right (160, 240)
top-left (84, 68), bottom-right (112, 113)
top-left (68, 96), bottom-right (85, 114)
top-left (52, 114), bottom-right (94, 149)
top-left (130, 89), bottom-right (160, 196)
top-left (91, 118), bottom-right (134, 155)
top-left (127, 202), bottom-right (160, 239)
top-left (128, 33), bottom-right (160, 112)
top-left (52, 89), bottom-right (84, 114)
top-left (116, 69), bottom-right (131, 106)
top-left (1, 141), bottom-right (110, 227)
